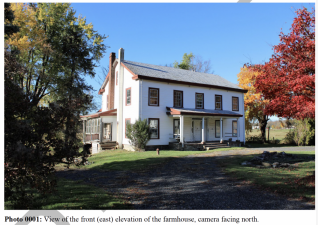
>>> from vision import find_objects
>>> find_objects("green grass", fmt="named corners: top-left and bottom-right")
top-left (56, 148), bottom-right (246, 171)
top-left (5, 178), bottom-right (131, 210)
top-left (216, 151), bottom-right (315, 202)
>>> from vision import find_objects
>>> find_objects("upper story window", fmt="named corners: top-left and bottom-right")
top-left (174, 90), bottom-right (183, 108)
top-left (116, 71), bottom-right (118, 85)
top-left (232, 97), bottom-right (239, 111)
top-left (126, 87), bottom-right (131, 106)
top-left (215, 95), bottom-right (222, 110)
top-left (149, 88), bottom-right (159, 106)
top-left (195, 93), bottom-right (204, 109)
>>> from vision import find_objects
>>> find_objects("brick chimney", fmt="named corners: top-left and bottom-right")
top-left (108, 52), bottom-right (116, 109)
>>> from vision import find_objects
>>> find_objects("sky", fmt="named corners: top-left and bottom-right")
top-left (70, 2), bottom-right (315, 119)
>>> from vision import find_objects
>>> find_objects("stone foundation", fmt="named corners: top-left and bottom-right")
top-left (168, 142), bottom-right (204, 151)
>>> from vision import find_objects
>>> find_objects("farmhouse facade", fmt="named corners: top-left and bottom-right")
top-left (81, 48), bottom-right (247, 153)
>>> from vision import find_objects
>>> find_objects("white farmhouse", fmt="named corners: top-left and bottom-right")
top-left (81, 48), bottom-right (247, 153)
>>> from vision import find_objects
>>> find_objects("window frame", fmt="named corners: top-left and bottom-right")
top-left (215, 95), bottom-right (222, 110)
top-left (232, 120), bottom-right (238, 137)
top-left (173, 90), bottom-right (183, 108)
top-left (232, 96), bottom-right (239, 111)
top-left (86, 119), bottom-right (100, 134)
top-left (125, 118), bottom-right (131, 138)
top-left (148, 87), bottom-right (159, 106)
top-left (149, 118), bottom-right (160, 139)
top-left (195, 92), bottom-right (204, 109)
top-left (125, 87), bottom-right (131, 106)
top-left (173, 119), bottom-right (180, 139)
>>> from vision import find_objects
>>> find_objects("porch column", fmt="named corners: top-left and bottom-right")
top-left (237, 118), bottom-right (239, 138)
top-left (220, 118), bottom-right (223, 143)
top-left (99, 118), bottom-right (103, 143)
top-left (83, 120), bottom-right (86, 143)
top-left (180, 115), bottom-right (184, 148)
top-left (201, 117), bottom-right (205, 144)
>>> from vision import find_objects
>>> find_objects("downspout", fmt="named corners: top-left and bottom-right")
top-left (139, 80), bottom-right (143, 120)
top-left (118, 48), bottom-right (124, 149)
top-left (242, 93), bottom-right (245, 144)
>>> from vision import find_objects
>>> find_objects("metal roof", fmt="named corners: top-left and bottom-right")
top-left (122, 60), bottom-right (245, 92)
top-left (166, 107), bottom-right (243, 117)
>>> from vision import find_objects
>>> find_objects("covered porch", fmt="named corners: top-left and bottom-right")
top-left (166, 107), bottom-right (244, 149)
top-left (80, 109), bottom-right (117, 153)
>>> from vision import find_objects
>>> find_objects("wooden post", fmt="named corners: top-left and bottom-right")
top-left (83, 120), bottom-right (86, 143)
top-left (99, 118), bottom-right (103, 143)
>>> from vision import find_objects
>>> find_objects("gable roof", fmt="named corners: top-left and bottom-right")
top-left (121, 60), bottom-right (247, 93)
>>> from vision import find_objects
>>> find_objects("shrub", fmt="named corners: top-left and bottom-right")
top-left (245, 135), bottom-right (264, 143)
top-left (283, 118), bottom-right (315, 146)
top-left (126, 119), bottom-right (150, 149)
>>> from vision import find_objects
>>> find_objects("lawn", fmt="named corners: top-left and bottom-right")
top-left (7, 147), bottom-right (314, 209)
top-left (216, 151), bottom-right (315, 203)
top-left (13, 147), bottom-right (241, 210)
top-left (55, 147), bottom-right (246, 171)
top-left (5, 178), bottom-right (132, 210)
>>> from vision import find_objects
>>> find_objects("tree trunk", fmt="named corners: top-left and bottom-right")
top-left (259, 115), bottom-right (269, 143)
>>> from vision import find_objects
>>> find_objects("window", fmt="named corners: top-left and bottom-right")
top-left (116, 71), bottom-right (118, 85)
top-left (232, 121), bottom-right (238, 137)
top-left (232, 97), bottom-right (239, 111)
top-left (196, 93), bottom-right (204, 109)
top-left (86, 119), bottom-right (100, 134)
top-left (215, 95), bottom-right (222, 110)
top-left (125, 118), bottom-right (131, 138)
top-left (149, 88), bottom-right (159, 106)
top-left (173, 119), bottom-right (180, 139)
top-left (215, 120), bottom-right (220, 138)
top-left (149, 118), bottom-right (159, 139)
top-left (173, 90), bottom-right (183, 108)
top-left (126, 87), bottom-right (131, 106)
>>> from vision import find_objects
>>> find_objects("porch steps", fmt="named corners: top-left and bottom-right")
top-left (100, 142), bottom-right (118, 150)
top-left (203, 142), bottom-right (230, 150)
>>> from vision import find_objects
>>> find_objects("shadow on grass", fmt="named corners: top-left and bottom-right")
top-left (7, 178), bottom-right (133, 210)
top-left (56, 153), bottom-right (315, 210)
top-left (215, 153), bottom-right (315, 203)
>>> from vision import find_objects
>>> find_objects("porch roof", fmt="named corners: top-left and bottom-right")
top-left (80, 109), bottom-right (117, 119)
top-left (166, 107), bottom-right (243, 117)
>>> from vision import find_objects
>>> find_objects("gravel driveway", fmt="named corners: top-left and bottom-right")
top-left (56, 147), bottom-right (315, 210)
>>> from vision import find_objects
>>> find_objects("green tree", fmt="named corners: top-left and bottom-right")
top-left (5, 3), bottom-right (107, 208)
top-left (174, 53), bottom-right (213, 73)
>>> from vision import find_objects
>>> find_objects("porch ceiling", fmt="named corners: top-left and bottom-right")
top-left (166, 107), bottom-right (243, 118)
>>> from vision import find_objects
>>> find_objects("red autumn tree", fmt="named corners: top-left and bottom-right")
top-left (254, 7), bottom-right (315, 120)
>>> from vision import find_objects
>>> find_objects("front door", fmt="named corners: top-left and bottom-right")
top-left (193, 120), bottom-right (202, 142)
top-left (103, 123), bottom-right (112, 141)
